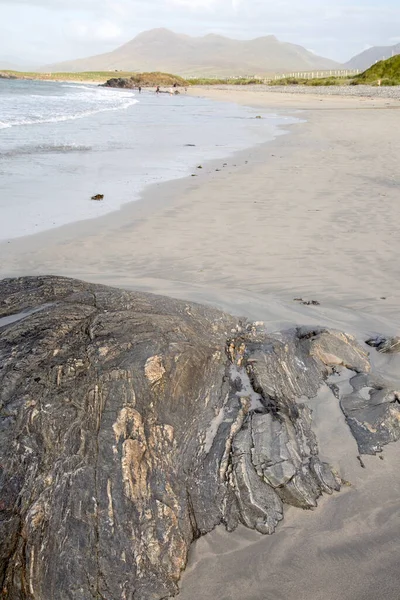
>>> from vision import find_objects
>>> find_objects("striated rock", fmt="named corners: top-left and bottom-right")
top-left (366, 335), bottom-right (400, 353)
top-left (0, 277), bottom-right (399, 599)
top-left (338, 373), bottom-right (400, 455)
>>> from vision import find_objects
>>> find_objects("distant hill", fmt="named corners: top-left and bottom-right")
top-left (0, 57), bottom-right (38, 71)
top-left (354, 55), bottom-right (400, 85)
top-left (42, 28), bottom-right (339, 76)
top-left (344, 43), bottom-right (400, 71)
top-left (0, 61), bottom-right (27, 71)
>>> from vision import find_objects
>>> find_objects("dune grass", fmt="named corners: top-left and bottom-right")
top-left (268, 75), bottom-right (353, 86)
top-left (0, 70), bottom-right (125, 81)
top-left (352, 55), bottom-right (400, 86)
top-left (0, 70), bottom-right (267, 86)
top-left (0, 70), bottom-right (189, 86)
top-left (2, 60), bottom-right (399, 87)
top-left (187, 77), bottom-right (265, 85)
top-left (268, 56), bottom-right (400, 87)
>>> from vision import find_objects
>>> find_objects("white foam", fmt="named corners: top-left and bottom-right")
top-left (2, 98), bottom-right (138, 129)
top-left (0, 81), bottom-right (139, 129)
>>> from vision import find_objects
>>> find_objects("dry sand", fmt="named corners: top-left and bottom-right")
top-left (2, 89), bottom-right (400, 319)
top-left (2, 88), bottom-right (400, 599)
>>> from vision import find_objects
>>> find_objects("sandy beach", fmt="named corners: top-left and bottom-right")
top-left (2, 87), bottom-right (400, 599)
top-left (2, 88), bottom-right (400, 318)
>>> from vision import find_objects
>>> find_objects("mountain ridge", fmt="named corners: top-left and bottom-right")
top-left (344, 43), bottom-right (400, 71)
top-left (42, 28), bottom-right (339, 76)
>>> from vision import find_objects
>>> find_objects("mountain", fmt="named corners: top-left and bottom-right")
top-left (0, 56), bottom-right (38, 71)
top-left (344, 43), bottom-right (400, 72)
top-left (42, 28), bottom-right (339, 76)
top-left (0, 61), bottom-right (19, 70)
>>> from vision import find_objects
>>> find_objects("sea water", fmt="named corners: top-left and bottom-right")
top-left (0, 79), bottom-right (295, 240)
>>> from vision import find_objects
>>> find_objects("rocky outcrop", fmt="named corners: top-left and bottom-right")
top-left (366, 335), bottom-right (400, 353)
top-left (104, 77), bottom-right (137, 89)
top-left (103, 77), bottom-right (180, 92)
top-left (0, 73), bottom-right (18, 80)
top-left (0, 277), bottom-right (399, 599)
top-left (334, 372), bottom-right (400, 455)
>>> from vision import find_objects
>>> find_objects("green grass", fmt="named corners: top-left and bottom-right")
top-left (268, 75), bottom-right (352, 86)
top-left (268, 56), bottom-right (400, 87)
top-left (0, 70), bottom-right (267, 86)
top-left (119, 72), bottom-right (188, 86)
top-left (3, 62), bottom-right (399, 87)
top-left (0, 70), bottom-right (125, 81)
top-left (187, 77), bottom-right (265, 85)
top-left (352, 55), bottom-right (400, 86)
top-left (0, 70), bottom-right (189, 86)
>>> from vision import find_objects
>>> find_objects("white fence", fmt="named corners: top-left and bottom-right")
top-left (184, 70), bottom-right (361, 81)
top-left (272, 69), bottom-right (360, 80)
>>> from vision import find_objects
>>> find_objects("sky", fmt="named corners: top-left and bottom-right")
top-left (1, 0), bottom-right (400, 67)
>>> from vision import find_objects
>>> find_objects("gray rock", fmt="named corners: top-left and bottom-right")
top-left (339, 373), bottom-right (400, 455)
top-left (103, 77), bottom-right (136, 89)
top-left (0, 73), bottom-right (18, 80)
top-left (0, 276), bottom-right (398, 599)
top-left (366, 335), bottom-right (400, 353)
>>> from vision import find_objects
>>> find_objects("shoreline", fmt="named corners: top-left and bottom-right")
top-left (0, 100), bottom-right (301, 254)
top-left (1, 87), bottom-right (291, 241)
top-left (2, 85), bottom-right (400, 600)
top-left (2, 88), bottom-right (400, 324)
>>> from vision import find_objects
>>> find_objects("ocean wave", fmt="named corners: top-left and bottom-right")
top-left (0, 98), bottom-right (139, 129)
top-left (62, 84), bottom-right (103, 91)
top-left (0, 144), bottom-right (92, 158)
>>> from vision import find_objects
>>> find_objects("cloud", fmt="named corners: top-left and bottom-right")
top-left (168, 0), bottom-right (220, 7)
top-left (1, 0), bottom-right (400, 64)
top-left (66, 19), bottom-right (123, 42)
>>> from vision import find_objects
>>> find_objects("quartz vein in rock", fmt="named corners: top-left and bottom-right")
top-left (0, 277), bottom-right (399, 600)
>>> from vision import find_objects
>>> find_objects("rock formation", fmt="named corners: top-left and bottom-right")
top-left (0, 73), bottom-right (18, 80)
top-left (334, 371), bottom-right (400, 455)
top-left (104, 77), bottom-right (137, 89)
top-left (103, 77), bottom-right (181, 92)
top-left (0, 277), bottom-right (399, 600)
top-left (366, 335), bottom-right (400, 353)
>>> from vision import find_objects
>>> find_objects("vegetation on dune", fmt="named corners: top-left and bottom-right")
top-left (0, 70), bottom-right (189, 85)
top-left (268, 75), bottom-right (353, 86)
top-left (187, 77), bottom-right (264, 85)
top-left (352, 55), bottom-right (400, 86)
top-left (0, 70), bottom-right (266, 86)
top-left (268, 56), bottom-right (400, 87)
top-left (2, 58), bottom-right (399, 87)
top-left (0, 70), bottom-right (123, 81)
top-left (126, 72), bottom-right (188, 86)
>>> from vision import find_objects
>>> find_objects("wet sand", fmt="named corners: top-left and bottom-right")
top-left (2, 88), bottom-right (400, 600)
top-left (2, 90), bottom-right (400, 318)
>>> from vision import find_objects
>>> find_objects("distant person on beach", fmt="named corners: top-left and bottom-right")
top-left (138, 86), bottom-right (142, 93)
top-left (156, 86), bottom-right (160, 94)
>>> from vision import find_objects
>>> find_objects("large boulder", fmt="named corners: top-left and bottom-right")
top-left (0, 73), bottom-right (18, 80)
top-left (103, 77), bottom-right (136, 89)
top-left (0, 277), bottom-right (398, 599)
